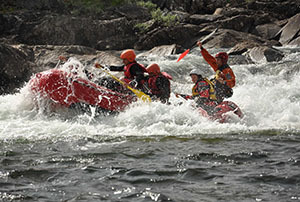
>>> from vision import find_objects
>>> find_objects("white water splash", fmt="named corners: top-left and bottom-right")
top-left (1, 47), bottom-right (300, 141)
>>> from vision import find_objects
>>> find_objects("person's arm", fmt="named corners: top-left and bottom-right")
top-left (130, 64), bottom-right (145, 85)
top-left (109, 65), bottom-right (124, 71)
top-left (175, 93), bottom-right (192, 99)
top-left (197, 41), bottom-right (218, 72)
top-left (200, 48), bottom-right (219, 72)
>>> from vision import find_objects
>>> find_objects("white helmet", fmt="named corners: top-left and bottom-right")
top-left (189, 69), bottom-right (202, 76)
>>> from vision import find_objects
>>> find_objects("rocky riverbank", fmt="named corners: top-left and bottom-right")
top-left (0, 0), bottom-right (300, 94)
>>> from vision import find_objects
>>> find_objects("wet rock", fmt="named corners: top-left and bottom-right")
top-left (16, 15), bottom-right (137, 51)
top-left (94, 51), bottom-right (122, 66)
top-left (0, 13), bottom-right (23, 36)
top-left (246, 0), bottom-right (300, 20)
top-left (288, 36), bottom-right (300, 46)
top-left (217, 15), bottom-right (255, 33)
top-left (137, 44), bottom-right (184, 57)
top-left (189, 14), bottom-right (222, 25)
top-left (169, 11), bottom-right (190, 23)
top-left (2, 0), bottom-right (66, 13)
top-left (213, 7), bottom-right (254, 18)
top-left (253, 23), bottom-right (282, 40)
top-left (114, 4), bottom-right (150, 20)
top-left (134, 24), bottom-right (199, 50)
top-left (0, 43), bottom-right (36, 94)
top-left (63, 45), bottom-right (97, 55)
top-left (228, 55), bottom-right (252, 65)
top-left (204, 29), bottom-right (273, 49)
top-left (277, 13), bottom-right (300, 46)
top-left (228, 41), bottom-right (261, 55)
top-left (246, 46), bottom-right (284, 63)
top-left (31, 45), bottom-right (120, 72)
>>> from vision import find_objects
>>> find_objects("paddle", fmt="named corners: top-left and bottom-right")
top-left (176, 28), bottom-right (218, 62)
top-left (94, 63), bottom-right (151, 103)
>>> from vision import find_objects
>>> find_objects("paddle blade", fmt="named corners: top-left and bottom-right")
top-left (132, 88), bottom-right (151, 102)
top-left (177, 49), bottom-right (190, 62)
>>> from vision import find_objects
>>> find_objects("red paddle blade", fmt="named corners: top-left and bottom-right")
top-left (176, 49), bottom-right (190, 62)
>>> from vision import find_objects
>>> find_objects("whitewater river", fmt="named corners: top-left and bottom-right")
top-left (1, 46), bottom-right (300, 201)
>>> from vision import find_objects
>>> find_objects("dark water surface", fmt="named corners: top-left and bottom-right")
top-left (1, 131), bottom-right (300, 202)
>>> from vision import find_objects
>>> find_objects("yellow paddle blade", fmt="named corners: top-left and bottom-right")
top-left (130, 87), bottom-right (151, 102)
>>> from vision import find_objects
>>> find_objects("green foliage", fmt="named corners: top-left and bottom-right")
top-left (134, 22), bottom-right (151, 33)
top-left (150, 8), bottom-right (178, 27)
top-left (245, 0), bottom-right (255, 3)
top-left (0, 4), bottom-right (16, 13)
top-left (136, 1), bottom-right (157, 11)
top-left (136, 0), bottom-right (178, 29)
top-left (63, 0), bottom-right (178, 28)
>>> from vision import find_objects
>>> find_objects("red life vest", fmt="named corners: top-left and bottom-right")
top-left (147, 73), bottom-right (170, 95)
top-left (192, 79), bottom-right (217, 107)
top-left (123, 61), bottom-right (147, 83)
top-left (192, 80), bottom-right (210, 98)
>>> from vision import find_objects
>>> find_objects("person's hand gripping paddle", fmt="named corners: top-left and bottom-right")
top-left (94, 63), bottom-right (151, 103)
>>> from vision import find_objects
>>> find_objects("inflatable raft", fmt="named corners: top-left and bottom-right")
top-left (197, 100), bottom-right (243, 123)
top-left (29, 69), bottom-right (136, 113)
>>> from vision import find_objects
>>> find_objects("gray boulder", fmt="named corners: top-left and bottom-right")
top-left (246, 46), bottom-right (284, 63)
top-left (137, 44), bottom-right (184, 57)
top-left (189, 14), bottom-right (222, 25)
top-left (217, 15), bottom-right (255, 33)
top-left (277, 13), bottom-right (300, 45)
top-left (204, 29), bottom-right (277, 49)
top-left (17, 15), bottom-right (137, 50)
top-left (134, 24), bottom-right (199, 50)
top-left (31, 45), bottom-right (122, 72)
top-left (254, 23), bottom-right (282, 40)
top-left (0, 43), bottom-right (36, 94)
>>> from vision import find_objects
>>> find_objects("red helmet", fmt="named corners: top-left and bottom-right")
top-left (120, 49), bottom-right (136, 62)
top-left (215, 52), bottom-right (228, 64)
top-left (147, 63), bottom-right (160, 75)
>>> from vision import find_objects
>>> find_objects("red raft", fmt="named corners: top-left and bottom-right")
top-left (29, 69), bottom-right (136, 113)
top-left (197, 101), bottom-right (243, 123)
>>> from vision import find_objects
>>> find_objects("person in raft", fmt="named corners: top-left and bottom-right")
top-left (197, 41), bottom-right (235, 104)
top-left (108, 49), bottom-right (147, 91)
top-left (144, 63), bottom-right (172, 104)
top-left (176, 69), bottom-right (218, 116)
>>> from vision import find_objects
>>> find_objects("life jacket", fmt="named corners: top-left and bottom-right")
top-left (211, 71), bottom-right (233, 100)
top-left (123, 62), bottom-right (147, 82)
top-left (192, 79), bottom-right (217, 101)
top-left (215, 65), bottom-right (228, 81)
top-left (147, 73), bottom-right (171, 95)
top-left (215, 64), bottom-right (235, 88)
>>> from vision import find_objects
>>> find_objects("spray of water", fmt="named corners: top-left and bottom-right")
top-left (1, 48), bottom-right (300, 141)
